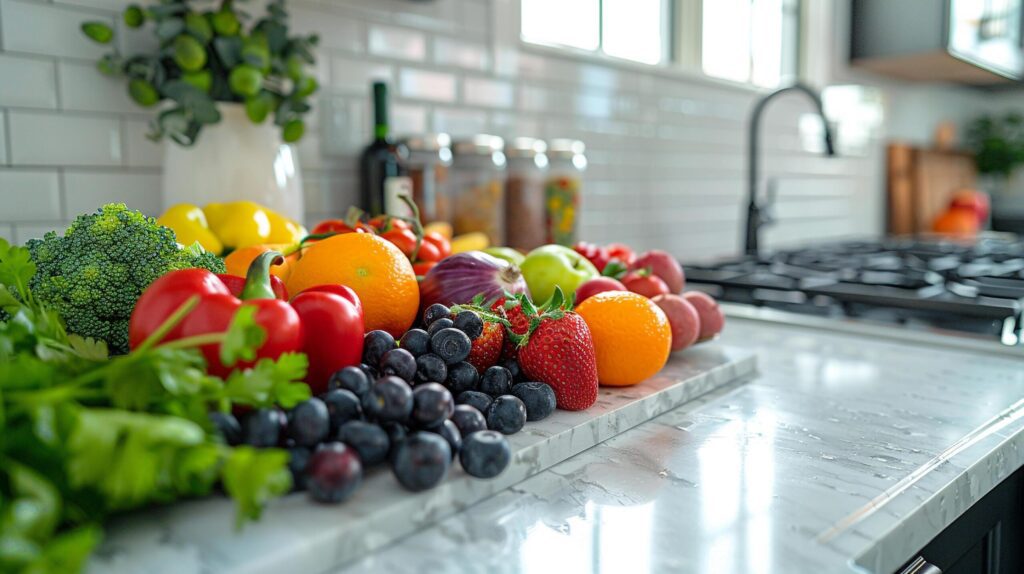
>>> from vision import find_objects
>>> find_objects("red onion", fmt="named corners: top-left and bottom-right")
top-left (419, 251), bottom-right (530, 309)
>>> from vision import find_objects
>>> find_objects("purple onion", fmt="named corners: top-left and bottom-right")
top-left (419, 251), bottom-right (530, 310)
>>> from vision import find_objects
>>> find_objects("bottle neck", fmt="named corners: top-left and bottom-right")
top-left (374, 123), bottom-right (388, 142)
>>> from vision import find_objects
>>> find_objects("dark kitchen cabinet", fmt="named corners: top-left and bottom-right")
top-left (896, 467), bottom-right (1024, 574)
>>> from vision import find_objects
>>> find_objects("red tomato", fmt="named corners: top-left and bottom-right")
top-left (413, 261), bottom-right (437, 276)
top-left (605, 243), bottom-right (637, 266)
top-left (368, 215), bottom-right (412, 233)
top-left (423, 232), bottom-right (451, 258)
top-left (311, 219), bottom-right (350, 235)
top-left (415, 240), bottom-right (443, 262)
top-left (381, 229), bottom-right (418, 257)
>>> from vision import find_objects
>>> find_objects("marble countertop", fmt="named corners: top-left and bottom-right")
top-left (333, 315), bottom-right (1024, 574)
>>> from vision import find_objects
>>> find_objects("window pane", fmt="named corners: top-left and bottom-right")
top-left (603, 0), bottom-right (666, 64)
top-left (702, 0), bottom-right (753, 83)
top-left (702, 0), bottom-right (800, 87)
top-left (521, 0), bottom-right (600, 51)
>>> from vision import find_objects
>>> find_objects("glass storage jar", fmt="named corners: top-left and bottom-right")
top-left (400, 133), bottom-right (452, 224)
top-left (545, 139), bottom-right (587, 246)
top-left (505, 137), bottom-right (549, 252)
top-left (451, 135), bottom-right (506, 245)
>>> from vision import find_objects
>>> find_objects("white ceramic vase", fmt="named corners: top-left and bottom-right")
top-left (161, 103), bottom-right (305, 222)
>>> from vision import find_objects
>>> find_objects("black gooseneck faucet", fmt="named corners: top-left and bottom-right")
top-left (745, 82), bottom-right (836, 257)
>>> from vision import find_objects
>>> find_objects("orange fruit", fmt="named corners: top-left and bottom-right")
top-left (575, 291), bottom-right (672, 386)
top-left (223, 243), bottom-right (295, 281)
top-left (285, 233), bottom-right (419, 336)
top-left (932, 208), bottom-right (980, 236)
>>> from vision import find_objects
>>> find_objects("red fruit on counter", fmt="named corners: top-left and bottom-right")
top-left (949, 189), bottom-right (990, 224)
top-left (491, 297), bottom-right (530, 360)
top-left (466, 321), bottom-right (505, 374)
top-left (651, 294), bottom-right (700, 351)
top-left (573, 241), bottom-right (610, 272)
top-left (381, 228), bottom-right (418, 257)
top-left (622, 272), bottom-right (670, 299)
top-left (575, 276), bottom-right (627, 303)
top-left (632, 250), bottom-right (685, 294)
top-left (218, 273), bottom-right (289, 301)
top-left (604, 243), bottom-right (637, 267)
top-left (681, 291), bottom-right (725, 342)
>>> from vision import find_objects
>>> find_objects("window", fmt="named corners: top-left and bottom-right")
top-left (519, 0), bottom-right (802, 88)
top-left (520, 0), bottom-right (671, 65)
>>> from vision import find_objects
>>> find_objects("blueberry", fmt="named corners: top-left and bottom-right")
top-left (242, 408), bottom-right (286, 447)
top-left (362, 376), bottom-right (414, 422)
top-left (209, 411), bottom-right (241, 445)
top-left (415, 353), bottom-right (448, 384)
top-left (457, 390), bottom-right (493, 415)
top-left (486, 395), bottom-right (527, 435)
top-left (287, 398), bottom-right (330, 446)
top-left (423, 303), bottom-right (451, 327)
top-left (321, 389), bottom-right (363, 432)
top-left (453, 310), bottom-right (484, 340)
top-left (359, 363), bottom-right (379, 382)
top-left (479, 366), bottom-right (513, 397)
top-left (411, 382), bottom-right (455, 428)
top-left (380, 348), bottom-right (417, 381)
top-left (306, 442), bottom-right (363, 503)
top-left (399, 328), bottom-right (431, 357)
top-left (336, 420), bottom-right (390, 466)
top-left (381, 421), bottom-right (408, 458)
top-left (287, 446), bottom-right (312, 490)
top-left (429, 419), bottom-right (462, 460)
top-left (391, 432), bottom-right (451, 492)
top-left (363, 330), bottom-right (396, 366)
top-left (459, 430), bottom-right (511, 479)
top-left (445, 361), bottom-right (479, 394)
top-left (500, 358), bottom-right (524, 382)
top-left (427, 317), bottom-right (455, 337)
top-left (450, 404), bottom-right (487, 437)
top-left (329, 366), bottom-right (371, 399)
top-left (431, 328), bottom-right (472, 364)
top-left (511, 382), bottom-right (557, 422)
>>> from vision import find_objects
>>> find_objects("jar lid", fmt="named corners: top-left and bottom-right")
top-left (506, 137), bottom-right (547, 158)
top-left (401, 133), bottom-right (452, 151)
top-left (453, 134), bottom-right (505, 155)
top-left (547, 138), bottom-right (586, 157)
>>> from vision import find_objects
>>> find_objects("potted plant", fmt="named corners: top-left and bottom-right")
top-left (966, 113), bottom-right (1024, 198)
top-left (81, 0), bottom-right (319, 221)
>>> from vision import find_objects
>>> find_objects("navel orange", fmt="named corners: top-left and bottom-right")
top-left (575, 291), bottom-right (672, 386)
top-left (223, 243), bottom-right (295, 280)
top-left (285, 232), bottom-right (419, 336)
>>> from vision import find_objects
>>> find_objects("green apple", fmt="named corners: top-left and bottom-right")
top-left (483, 247), bottom-right (526, 267)
top-left (520, 245), bottom-right (599, 305)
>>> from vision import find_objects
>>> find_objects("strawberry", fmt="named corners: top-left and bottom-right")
top-left (491, 297), bottom-right (530, 360)
top-left (466, 320), bottom-right (504, 374)
top-left (514, 290), bottom-right (599, 411)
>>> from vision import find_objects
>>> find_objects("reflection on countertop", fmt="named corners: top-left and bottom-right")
top-left (338, 316), bottom-right (1024, 574)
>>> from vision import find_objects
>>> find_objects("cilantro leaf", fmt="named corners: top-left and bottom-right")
top-left (223, 353), bottom-right (310, 408)
top-left (219, 305), bottom-right (266, 367)
top-left (221, 446), bottom-right (292, 528)
top-left (0, 239), bottom-right (37, 300)
top-left (67, 335), bottom-right (108, 361)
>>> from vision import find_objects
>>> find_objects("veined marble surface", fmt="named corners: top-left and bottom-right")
top-left (330, 317), bottom-right (1024, 574)
top-left (87, 343), bottom-right (756, 574)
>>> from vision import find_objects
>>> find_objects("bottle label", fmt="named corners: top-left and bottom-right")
top-left (384, 176), bottom-right (414, 217)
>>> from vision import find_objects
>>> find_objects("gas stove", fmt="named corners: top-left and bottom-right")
top-left (684, 237), bottom-right (1024, 344)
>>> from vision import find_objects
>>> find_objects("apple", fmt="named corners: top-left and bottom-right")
top-left (949, 189), bottom-right (990, 225)
top-left (483, 247), bottom-right (526, 266)
top-left (633, 250), bottom-right (685, 294)
top-left (520, 244), bottom-right (599, 304)
top-left (576, 277), bottom-right (627, 303)
top-left (622, 272), bottom-right (670, 299)
top-left (681, 291), bottom-right (724, 342)
top-left (573, 241), bottom-right (610, 272)
top-left (652, 294), bottom-right (700, 351)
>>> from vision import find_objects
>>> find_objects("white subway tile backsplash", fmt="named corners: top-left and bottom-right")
top-left (63, 171), bottom-right (161, 216)
top-left (56, 0), bottom-right (135, 13)
top-left (0, 55), bottom-right (57, 109)
top-left (399, 68), bottom-right (456, 102)
top-left (292, 8), bottom-right (365, 53)
top-left (433, 37), bottom-right (489, 70)
top-left (330, 56), bottom-right (393, 94)
top-left (369, 25), bottom-right (426, 61)
top-left (1, 0), bottom-right (110, 60)
top-left (463, 77), bottom-right (513, 108)
top-left (59, 61), bottom-right (137, 113)
top-left (0, 169), bottom-right (61, 221)
top-left (392, 103), bottom-right (428, 135)
top-left (122, 120), bottom-right (162, 168)
top-left (0, 113), bottom-right (7, 164)
top-left (432, 107), bottom-right (486, 136)
top-left (9, 112), bottom-right (121, 166)
top-left (14, 222), bottom-right (66, 244)
top-left (322, 96), bottom-right (368, 155)
top-left (295, 133), bottom-right (323, 170)
top-left (0, 224), bottom-right (13, 242)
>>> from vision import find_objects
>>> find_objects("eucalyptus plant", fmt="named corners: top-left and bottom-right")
top-left (81, 0), bottom-right (319, 146)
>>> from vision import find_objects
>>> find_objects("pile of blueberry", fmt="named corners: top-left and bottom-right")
top-left (209, 303), bottom-right (558, 504)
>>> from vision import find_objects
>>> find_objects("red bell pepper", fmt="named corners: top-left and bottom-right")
top-left (217, 273), bottom-right (289, 301)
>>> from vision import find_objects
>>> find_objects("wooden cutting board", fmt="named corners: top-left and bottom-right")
top-left (887, 143), bottom-right (978, 234)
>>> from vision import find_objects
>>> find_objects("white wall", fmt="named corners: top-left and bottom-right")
top-left (0, 0), bottom-right (1002, 259)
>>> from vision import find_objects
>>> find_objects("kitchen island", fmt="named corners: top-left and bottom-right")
top-left (89, 310), bottom-right (1024, 574)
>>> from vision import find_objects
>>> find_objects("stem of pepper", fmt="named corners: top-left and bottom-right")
top-left (240, 251), bottom-right (283, 300)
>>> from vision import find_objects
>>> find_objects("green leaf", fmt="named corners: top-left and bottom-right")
top-left (3, 462), bottom-right (60, 540)
top-left (219, 305), bottom-right (265, 367)
top-left (162, 81), bottom-right (221, 125)
top-left (155, 18), bottom-right (185, 41)
top-left (213, 36), bottom-right (243, 68)
top-left (26, 524), bottom-right (102, 574)
top-left (81, 22), bottom-right (114, 44)
top-left (223, 353), bottom-right (310, 408)
top-left (67, 334), bottom-right (108, 361)
top-left (221, 446), bottom-right (291, 528)
top-left (0, 239), bottom-right (37, 299)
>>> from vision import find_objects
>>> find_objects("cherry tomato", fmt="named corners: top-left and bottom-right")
top-left (368, 215), bottom-right (412, 233)
top-left (415, 240), bottom-right (443, 262)
top-left (605, 243), bottom-right (637, 266)
top-left (381, 228), bottom-right (418, 257)
top-left (423, 231), bottom-right (451, 259)
top-left (413, 261), bottom-right (437, 276)
top-left (311, 219), bottom-right (350, 235)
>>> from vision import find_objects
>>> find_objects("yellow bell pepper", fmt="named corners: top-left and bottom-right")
top-left (202, 201), bottom-right (306, 251)
top-left (157, 204), bottom-right (223, 254)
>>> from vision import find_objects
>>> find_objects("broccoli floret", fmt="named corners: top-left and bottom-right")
top-left (26, 203), bottom-right (226, 354)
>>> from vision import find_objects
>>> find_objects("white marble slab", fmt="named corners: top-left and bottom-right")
top-left (87, 344), bottom-right (756, 574)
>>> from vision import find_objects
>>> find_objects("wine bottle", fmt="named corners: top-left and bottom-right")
top-left (360, 81), bottom-right (413, 217)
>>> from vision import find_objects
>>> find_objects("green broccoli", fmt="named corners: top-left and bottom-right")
top-left (26, 203), bottom-right (226, 354)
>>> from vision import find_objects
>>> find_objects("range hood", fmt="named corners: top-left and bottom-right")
top-left (851, 0), bottom-right (1023, 85)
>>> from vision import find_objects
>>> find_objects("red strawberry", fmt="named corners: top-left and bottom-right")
top-left (466, 321), bottom-right (504, 374)
top-left (517, 311), bottom-right (598, 411)
top-left (492, 297), bottom-right (530, 360)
